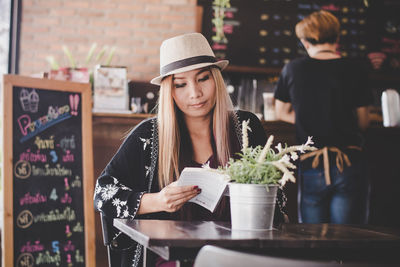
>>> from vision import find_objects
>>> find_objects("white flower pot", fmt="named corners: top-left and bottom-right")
top-left (228, 183), bottom-right (278, 230)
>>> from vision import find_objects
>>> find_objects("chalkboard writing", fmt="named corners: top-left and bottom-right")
top-left (2, 75), bottom-right (95, 267)
top-left (199, 0), bottom-right (371, 69)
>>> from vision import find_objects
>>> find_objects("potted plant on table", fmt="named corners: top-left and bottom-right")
top-left (221, 120), bottom-right (316, 230)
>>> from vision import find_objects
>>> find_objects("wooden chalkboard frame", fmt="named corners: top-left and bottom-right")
top-left (2, 75), bottom-right (95, 267)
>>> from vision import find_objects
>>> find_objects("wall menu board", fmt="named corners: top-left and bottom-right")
top-left (199, 0), bottom-right (375, 70)
top-left (2, 75), bottom-right (95, 267)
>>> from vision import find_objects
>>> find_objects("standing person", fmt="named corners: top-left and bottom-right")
top-left (274, 10), bottom-right (373, 224)
top-left (94, 33), bottom-right (285, 267)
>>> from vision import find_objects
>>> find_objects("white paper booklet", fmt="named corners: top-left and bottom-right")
top-left (177, 167), bottom-right (230, 213)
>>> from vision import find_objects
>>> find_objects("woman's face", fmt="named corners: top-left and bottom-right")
top-left (172, 68), bottom-right (216, 119)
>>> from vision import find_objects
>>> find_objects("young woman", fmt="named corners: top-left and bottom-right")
top-left (274, 11), bottom-right (373, 224)
top-left (94, 33), bottom-right (283, 267)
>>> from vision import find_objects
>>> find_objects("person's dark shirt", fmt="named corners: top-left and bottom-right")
top-left (274, 57), bottom-right (373, 148)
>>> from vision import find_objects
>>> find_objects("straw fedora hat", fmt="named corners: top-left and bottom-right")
top-left (150, 32), bottom-right (229, 85)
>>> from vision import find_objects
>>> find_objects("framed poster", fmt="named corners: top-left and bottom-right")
top-left (93, 65), bottom-right (129, 112)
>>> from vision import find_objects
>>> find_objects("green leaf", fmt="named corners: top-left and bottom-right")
top-left (62, 45), bottom-right (76, 68)
top-left (95, 45), bottom-right (108, 63)
top-left (45, 56), bottom-right (60, 70)
top-left (105, 46), bottom-right (116, 66)
top-left (85, 43), bottom-right (97, 65)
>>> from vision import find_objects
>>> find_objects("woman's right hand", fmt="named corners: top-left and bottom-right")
top-left (156, 182), bottom-right (200, 212)
top-left (137, 183), bottom-right (200, 215)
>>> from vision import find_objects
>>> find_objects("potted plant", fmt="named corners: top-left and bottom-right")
top-left (46, 43), bottom-right (116, 83)
top-left (221, 120), bottom-right (316, 230)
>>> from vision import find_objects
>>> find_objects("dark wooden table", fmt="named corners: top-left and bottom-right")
top-left (114, 219), bottom-right (400, 266)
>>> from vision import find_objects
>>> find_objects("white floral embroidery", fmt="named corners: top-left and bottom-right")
top-left (112, 198), bottom-right (128, 217)
top-left (112, 198), bottom-right (121, 206)
top-left (139, 137), bottom-right (151, 150)
top-left (113, 231), bottom-right (122, 240)
top-left (121, 185), bottom-right (132, 191)
top-left (148, 119), bottom-right (158, 191)
top-left (241, 119), bottom-right (251, 150)
top-left (110, 176), bottom-right (132, 191)
top-left (101, 184), bottom-right (118, 200)
top-left (132, 244), bottom-right (143, 267)
top-left (232, 110), bottom-right (243, 149)
top-left (97, 200), bottom-right (103, 209)
top-left (122, 208), bottom-right (130, 218)
top-left (94, 182), bottom-right (102, 195)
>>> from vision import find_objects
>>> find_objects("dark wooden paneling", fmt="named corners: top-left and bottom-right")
top-left (365, 126), bottom-right (400, 228)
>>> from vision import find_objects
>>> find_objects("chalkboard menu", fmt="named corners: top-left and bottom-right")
top-left (2, 75), bottom-right (95, 267)
top-left (199, 0), bottom-right (399, 72)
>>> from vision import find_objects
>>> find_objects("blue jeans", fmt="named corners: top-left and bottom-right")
top-left (298, 151), bottom-right (369, 224)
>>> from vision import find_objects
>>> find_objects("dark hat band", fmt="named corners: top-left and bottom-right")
top-left (160, 55), bottom-right (217, 76)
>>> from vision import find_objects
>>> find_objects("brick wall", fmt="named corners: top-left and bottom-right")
top-left (19, 0), bottom-right (198, 82)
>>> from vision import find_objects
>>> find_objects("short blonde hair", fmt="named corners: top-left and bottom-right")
top-left (295, 10), bottom-right (340, 44)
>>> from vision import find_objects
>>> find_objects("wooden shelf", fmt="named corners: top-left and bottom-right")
top-left (92, 112), bottom-right (154, 126)
top-left (93, 112), bottom-right (153, 119)
top-left (225, 65), bottom-right (282, 75)
top-left (223, 66), bottom-right (400, 83)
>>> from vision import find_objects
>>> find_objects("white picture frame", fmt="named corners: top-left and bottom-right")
top-left (93, 65), bottom-right (129, 112)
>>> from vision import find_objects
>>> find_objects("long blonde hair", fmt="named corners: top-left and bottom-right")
top-left (157, 67), bottom-right (233, 188)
